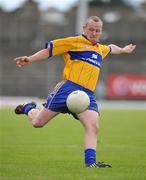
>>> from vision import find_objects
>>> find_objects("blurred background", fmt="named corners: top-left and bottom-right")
top-left (0, 0), bottom-right (146, 106)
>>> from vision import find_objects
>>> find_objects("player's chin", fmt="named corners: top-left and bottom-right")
top-left (89, 36), bottom-right (97, 42)
top-left (90, 39), bottom-right (98, 44)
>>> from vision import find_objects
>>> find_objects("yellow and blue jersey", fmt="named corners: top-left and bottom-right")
top-left (46, 34), bottom-right (111, 92)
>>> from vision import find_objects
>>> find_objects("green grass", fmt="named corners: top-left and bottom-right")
top-left (0, 108), bottom-right (146, 180)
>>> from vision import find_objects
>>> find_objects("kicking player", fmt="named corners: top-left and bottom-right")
top-left (14, 16), bottom-right (136, 168)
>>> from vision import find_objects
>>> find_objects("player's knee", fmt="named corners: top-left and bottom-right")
top-left (32, 119), bottom-right (45, 128)
top-left (88, 123), bottom-right (99, 134)
top-left (93, 124), bottom-right (99, 134)
top-left (96, 125), bottom-right (100, 134)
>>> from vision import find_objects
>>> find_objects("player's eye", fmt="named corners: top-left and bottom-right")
top-left (89, 28), bottom-right (101, 33)
top-left (89, 28), bottom-right (94, 32)
top-left (96, 29), bottom-right (101, 33)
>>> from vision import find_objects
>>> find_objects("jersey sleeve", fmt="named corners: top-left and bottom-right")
top-left (45, 37), bottom-right (76, 57)
top-left (100, 44), bottom-right (111, 60)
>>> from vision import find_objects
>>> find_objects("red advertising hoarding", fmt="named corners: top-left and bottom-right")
top-left (107, 75), bottom-right (146, 99)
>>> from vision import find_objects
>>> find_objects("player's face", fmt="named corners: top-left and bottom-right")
top-left (83, 20), bottom-right (103, 44)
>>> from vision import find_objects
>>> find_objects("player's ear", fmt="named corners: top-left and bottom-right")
top-left (83, 26), bottom-right (87, 34)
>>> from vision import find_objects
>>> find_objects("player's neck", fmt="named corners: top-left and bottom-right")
top-left (82, 34), bottom-right (99, 45)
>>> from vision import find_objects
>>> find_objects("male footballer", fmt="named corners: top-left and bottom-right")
top-left (14, 16), bottom-right (136, 168)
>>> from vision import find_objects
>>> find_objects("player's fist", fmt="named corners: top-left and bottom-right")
top-left (14, 56), bottom-right (30, 67)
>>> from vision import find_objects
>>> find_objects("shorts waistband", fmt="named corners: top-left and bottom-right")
top-left (65, 80), bottom-right (94, 94)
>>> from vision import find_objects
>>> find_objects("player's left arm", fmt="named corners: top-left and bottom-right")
top-left (109, 44), bottom-right (136, 54)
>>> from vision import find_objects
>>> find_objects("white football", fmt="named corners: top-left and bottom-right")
top-left (66, 90), bottom-right (90, 114)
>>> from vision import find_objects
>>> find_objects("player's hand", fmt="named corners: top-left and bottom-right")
top-left (14, 56), bottom-right (30, 67)
top-left (123, 44), bottom-right (136, 53)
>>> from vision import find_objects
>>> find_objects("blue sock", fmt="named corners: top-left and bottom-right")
top-left (84, 148), bottom-right (96, 165)
top-left (23, 104), bottom-right (36, 115)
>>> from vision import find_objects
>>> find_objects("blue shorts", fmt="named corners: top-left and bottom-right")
top-left (44, 80), bottom-right (99, 119)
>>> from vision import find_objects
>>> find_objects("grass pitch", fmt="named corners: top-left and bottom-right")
top-left (0, 108), bottom-right (146, 180)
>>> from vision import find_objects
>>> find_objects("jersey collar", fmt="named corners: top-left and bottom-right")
top-left (81, 34), bottom-right (99, 46)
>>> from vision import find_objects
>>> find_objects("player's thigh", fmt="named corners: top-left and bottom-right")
top-left (34, 107), bottom-right (59, 124)
top-left (78, 110), bottom-right (99, 129)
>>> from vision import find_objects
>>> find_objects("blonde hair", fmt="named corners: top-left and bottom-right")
top-left (84, 16), bottom-right (103, 26)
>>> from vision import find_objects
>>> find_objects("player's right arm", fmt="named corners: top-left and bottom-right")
top-left (14, 48), bottom-right (50, 67)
